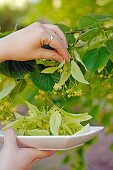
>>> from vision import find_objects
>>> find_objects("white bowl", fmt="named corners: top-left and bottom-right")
top-left (0, 126), bottom-right (104, 150)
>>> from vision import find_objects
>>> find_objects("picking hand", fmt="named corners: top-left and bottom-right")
top-left (0, 22), bottom-right (70, 62)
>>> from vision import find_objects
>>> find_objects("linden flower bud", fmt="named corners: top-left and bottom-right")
top-left (99, 74), bottom-right (103, 78)
top-left (64, 84), bottom-right (67, 88)
top-left (74, 90), bottom-right (83, 96)
top-left (53, 91), bottom-right (57, 95)
top-left (58, 68), bottom-right (63, 73)
top-left (34, 95), bottom-right (38, 100)
top-left (11, 108), bottom-right (16, 112)
top-left (39, 90), bottom-right (45, 95)
top-left (4, 102), bottom-right (11, 107)
top-left (53, 83), bottom-right (62, 91)
top-left (0, 106), bottom-right (3, 111)
top-left (66, 90), bottom-right (70, 93)
top-left (68, 94), bottom-right (71, 98)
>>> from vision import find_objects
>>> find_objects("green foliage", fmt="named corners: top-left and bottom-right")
top-left (106, 38), bottom-right (113, 61)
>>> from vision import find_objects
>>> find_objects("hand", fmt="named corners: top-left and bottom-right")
top-left (0, 129), bottom-right (55, 170)
top-left (0, 22), bottom-right (70, 62)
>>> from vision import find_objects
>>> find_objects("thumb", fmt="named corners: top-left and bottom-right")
top-left (35, 48), bottom-right (64, 62)
top-left (3, 128), bottom-right (18, 149)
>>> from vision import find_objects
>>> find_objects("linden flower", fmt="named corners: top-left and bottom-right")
top-left (74, 90), bottom-right (83, 96)
top-left (39, 90), bottom-right (45, 95)
top-left (4, 102), bottom-right (11, 107)
top-left (0, 106), bottom-right (3, 111)
top-left (53, 83), bottom-right (62, 91)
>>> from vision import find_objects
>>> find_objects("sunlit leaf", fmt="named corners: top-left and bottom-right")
top-left (71, 60), bottom-right (89, 84)
top-left (25, 101), bottom-right (41, 116)
top-left (74, 124), bottom-right (89, 135)
top-left (54, 63), bottom-right (71, 90)
top-left (74, 50), bottom-right (87, 70)
top-left (27, 129), bottom-right (49, 136)
top-left (0, 78), bottom-right (16, 99)
top-left (50, 111), bottom-right (62, 135)
top-left (41, 67), bottom-right (58, 74)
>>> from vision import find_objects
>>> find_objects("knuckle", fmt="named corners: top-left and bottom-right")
top-left (32, 22), bottom-right (40, 27)
top-left (40, 28), bottom-right (46, 35)
top-left (32, 22), bottom-right (45, 33)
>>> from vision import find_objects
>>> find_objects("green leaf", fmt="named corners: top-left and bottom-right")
top-left (61, 110), bottom-right (92, 122)
top-left (14, 112), bottom-right (25, 119)
top-left (0, 78), bottom-right (16, 99)
top-left (0, 60), bottom-right (36, 79)
top-left (93, 14), bottom-right (113, 21)
top-left (65, 121), bottom-right (82, 131)
top-left (25, 101), bottom-right (41, 116)
top-left (27, 129), bottom-right (49, 136)
top-left (79, 15), bottom-right (113, 29)
top-left (66, 33), bottom-right (75, 45)
top-left (79, 28), bottom-right (100, 43)
top-left (10, 79), bottom-right (27, 99)
top-left (83, 47), bottom-right (110, 73)
top-left (36, 59), bottom-right (56, 67)
top-left (59, 63), bottom-right (71, 85)
top-left (58, 60), bottom-right (65, 68)
top-left (30, 67), bottom-right (60, 92)
top-left (50, 111), bottom-right (62, 135)
top-left (74, 50), bottom-right (87, 70)
top-left (54, 63), bottom-right (71, 90)
top-left (64, 124), bottom-right (73, 135)
top-left (71, 60), bottom-right (89, 84)
top-left (62, 155), bottom-right (70, 164)
top-left (79, 15), bottom-right (98, 29)
top-left (41, 60), bottom-right (65, 74)
top-left (57, 24), bottom-right (70, 32)
top-left (41, 67), bottom-right (58, 74)
top-left (74, 124), bottom-right (89, 135)
top-left (105, 38), bottom-right (113, 61)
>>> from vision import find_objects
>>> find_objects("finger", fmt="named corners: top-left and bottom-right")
top-left (35, 48), bottom-right (64, 62)
top-left (48, 33), bottom-right (70, 62)
top-left (3, 128), bottom-right (18, 149)
top-left (49, 31), bottom-right (66, 49)
top-left (44, 24), bottom-right (68, 48)
top-left (33, 158), bottom-right (40, 164)
top-left (39, 31), bottom-right (70, 62)
top-left (28, 148), bottom-right (55, 160)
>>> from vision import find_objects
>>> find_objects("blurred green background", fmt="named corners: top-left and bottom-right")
top-left (1, 0), bottom-right (113, 170)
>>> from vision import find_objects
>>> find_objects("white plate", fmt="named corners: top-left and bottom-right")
top-left (0, 126), bottom-right (104, 150)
